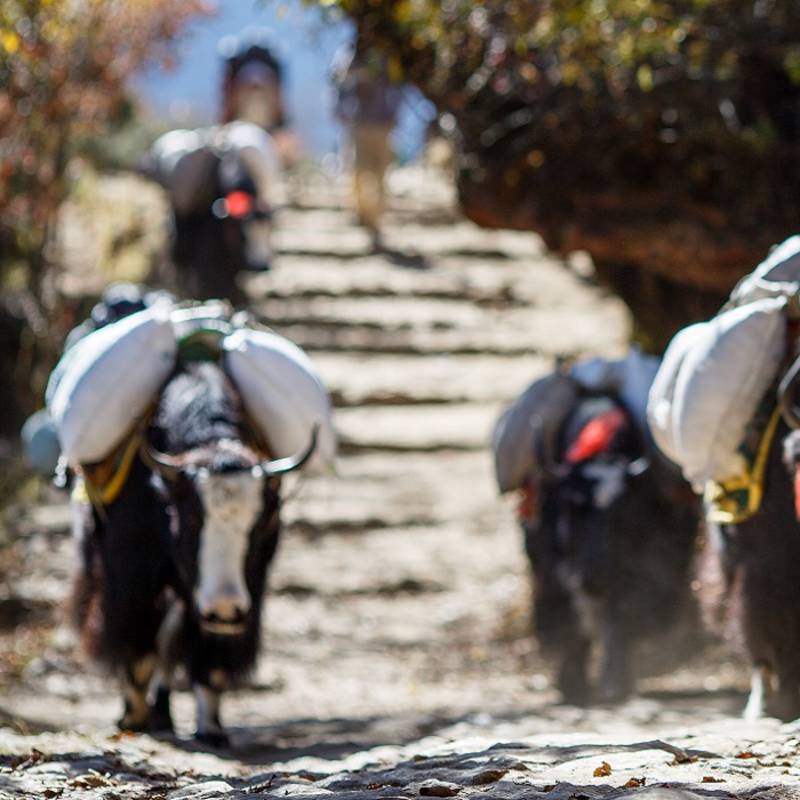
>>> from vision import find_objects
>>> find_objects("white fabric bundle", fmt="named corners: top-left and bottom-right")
top-left (213, 121), bottom-right (280, 208)
top-left (223, 328), bottom-right (336, 473)
top-left (571, 347), bottom-right (661, 434)
top-left (646, 323), bottom-right (706, 467)
top-left (47, 306), bottom-right (177, 464)
top-left (46, 301), bottom-right (334, 472)
top-left (729, 236), bottom-right (800, 307)
top-left (492, 372), bottom-right (578, 493)
top-left (147, 122), bottom-right (280, 215)
top-left (647, 297), bottom-right (787, 488)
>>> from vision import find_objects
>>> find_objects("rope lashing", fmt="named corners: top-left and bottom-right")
top-left (704, 405), bottom-right (782, 525)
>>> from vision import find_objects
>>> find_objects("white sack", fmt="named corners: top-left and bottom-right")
top-left (222, 328), bottom-right (335, 473)
top-left (492, 372), bottom-right (578, 493)
top-left (214, 121), bottom-right (280, 209)
top-left (47, 307), bottom-right (177, 464)
top-left (148, 122), bottom-right (280, 215)
top-left (646, 323), bottom-right (707, 466)
top-left (729, 235), bottom-right (800, 307)
top-left (670, 297), bottom-right (787, 487)
top-left (571, 347), bottom-right (661, 435)
top-left (147, 129), bottom-right (216, 215)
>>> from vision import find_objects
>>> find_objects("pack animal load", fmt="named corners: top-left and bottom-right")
top-left (648, 235), bottom-right (800, 493)
top-left (146, 121), bottom-right (280, 215)
top-left (492, 348), bottom-right (660, 493)
top-left (46, 303), bottom-right (335, 472)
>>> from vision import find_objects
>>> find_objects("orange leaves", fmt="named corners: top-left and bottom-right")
top-left (593, 761), bottom-right (612, 777)
top-left (0, 0), bottom-right (209, 289)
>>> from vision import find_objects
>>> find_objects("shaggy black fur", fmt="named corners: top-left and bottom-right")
top-left (700, 420), bottom-right (800, 721)
top-left (523, 394), bottom-right (700, 704)
top-left (167, 152), bottom-right (270, 304)
top-left (72, 361), bottom-right (282, 744)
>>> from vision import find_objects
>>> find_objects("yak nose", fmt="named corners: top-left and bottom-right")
top-left (197, 585), bottom-right (251, 628)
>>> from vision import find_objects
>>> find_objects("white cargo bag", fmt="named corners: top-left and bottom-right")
top-left (222, 328), bottom-right (335, 473)
top-left (571, 347), bottom-right (661, 435)
top-left (146, 128), bottom-right (216, 215)
top-left (646, 323), bottom-right (707, 466)
top-left (492, 372), bottom-right (579, 493)
top-left (148, 122), bottom-right (280, 215)
top-left (729, 235), bottom-right (800, 307)
top-left (669, 297), bottom-right (787, 487)
top-left (47, 306), bottom-right (177, 464)
top-left (214, 121), bottom-right (280, 208)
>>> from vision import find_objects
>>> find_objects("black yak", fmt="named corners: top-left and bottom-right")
top-left (72, 358), bottom-right (315, 745)
top-left (700, 361), bottom-right (800, 721)
top-left (520, 393), bottom-right (700, 704)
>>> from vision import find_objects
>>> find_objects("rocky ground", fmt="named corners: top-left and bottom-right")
top-left (1, 167), bottom-right (798, 799)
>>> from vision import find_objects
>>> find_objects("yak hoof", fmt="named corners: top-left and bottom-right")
top-left (148, 688), bottom-right (175, 734)
top-left (117, 714), bottom-right (149, 733)
top-left (195, 728), bottom-right (230, 749)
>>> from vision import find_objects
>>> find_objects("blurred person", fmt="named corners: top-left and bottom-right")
top-left (219, 26), bottom-right (301, 166)
top-left (332, 44), bottom-right (403, 245)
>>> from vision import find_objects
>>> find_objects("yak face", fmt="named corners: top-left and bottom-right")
top-left (166, 450), bottom-right (270, 637)
top-left (192, 467), bottom-right (265, 633)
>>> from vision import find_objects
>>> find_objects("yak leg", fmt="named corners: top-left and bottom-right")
top-left (744, 663), bottom-right (770, 720)
top-left (193, 681), bottom-right (228, 747)
top-left (599, 615), bottom-right (634, 704)
top-left (768, 667), bottom-right (800, 722)
top-left (148, 599), bottom-right (185, 734)
top-left (147, 675), bottom-right (174, 733)
top-left (557, 634), bottom-right (592, 705)
top-left (119, 654), bottom-right (157, 731)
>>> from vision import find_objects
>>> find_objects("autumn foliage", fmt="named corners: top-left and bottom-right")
top-left (309, 0), bottom-right (800, 346)
top-left (0, 0), bottom-right (209, 429)
top-left (0, 0), bottom-right (209, 297)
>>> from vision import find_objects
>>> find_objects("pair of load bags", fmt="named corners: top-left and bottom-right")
top-left (493, 234), bottom-right (800, 495)
top-left (647, 235), bottom-right (800, 490)
top-left (47, 302), bottom-right (335, 473)
top-left (144, 120), bottom-right (280, 215)
top-left (492, 348), bottom-right (660, 493)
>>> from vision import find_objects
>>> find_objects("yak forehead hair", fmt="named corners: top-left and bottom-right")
top-left (158, 363), bottom-right (243, 451)
top-left (198, 469), bottom-right (263, 519)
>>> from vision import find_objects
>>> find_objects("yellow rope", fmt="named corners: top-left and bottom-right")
top-left (81, 429), bottom-right (144, 508)
top-left (704, 406), bottom-right (782, 525)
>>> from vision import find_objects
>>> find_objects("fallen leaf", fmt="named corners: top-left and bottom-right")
top-left (735, 751), bottom-right (757, 759)
top-left (108, 730), bottom-right (135, 742)
top-left (593, 762), bottom-right (612, 778)
top-left (623, 777), bottom-right (645, 788)
top-left (702, 776), bottom-right (725, 783)
top-left (67, 774), bottom-right (111, 789)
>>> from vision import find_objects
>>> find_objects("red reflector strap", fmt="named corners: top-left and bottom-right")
top-left (565, 409), bottom-right (627, 464)
top-left (795, 467), bottom-right (800, 522)
top-left (517, 482), bottom-right (537, 520)
top-left (225, 190), bottom-right (254, 218)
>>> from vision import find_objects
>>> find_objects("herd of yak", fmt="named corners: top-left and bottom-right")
top-left (30, 140), bottom-right (800, 746)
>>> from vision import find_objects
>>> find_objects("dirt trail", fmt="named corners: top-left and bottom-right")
top-left (1, 168), bottom-right (797, 799)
